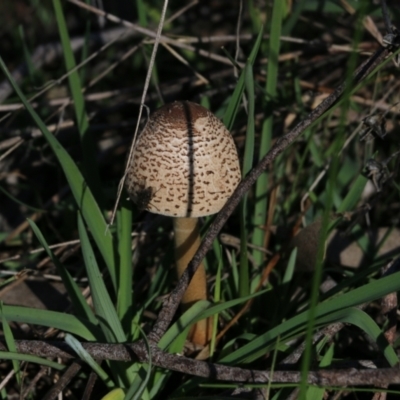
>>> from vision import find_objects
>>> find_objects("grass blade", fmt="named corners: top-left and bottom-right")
top-left (77, 213), bottom-right (126, 343)
top-left (116, 196), bottom-right (133, 327)
top-left (52, 0), bottom-right (104, 205)
top-left (238, 61), bottom-right (256, 298)
top-left (1, 305), bottom-right (99, 340)
top-left (65, 333), bottom-right (113, 387)
top-left (125, 327), bottom-right (152, 400)
top-left (100, 388), bottom-right (125, 400)
top-left (305, 344), bottom-right (334, 399)
top-left (223, 27), bottom-right (263, 130)
top-left (0, 351), bottom-right (65, 370)
top-left (252, 0), bottom-right (284, 266)
top-left (210, 243), bottom-right (223, 357)
top-left (337, 173), bottom-right (368, 213)
top-left (0, 302), bottom-right (21, 385)
top-left (52, 0), bottom-right (89, 135)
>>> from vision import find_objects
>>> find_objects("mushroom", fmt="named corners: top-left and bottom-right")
top-left (125, 101), bottom-right (241, 345)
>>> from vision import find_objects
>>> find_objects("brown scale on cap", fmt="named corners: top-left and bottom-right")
top-left (125, 101), bottom-right (241, 217)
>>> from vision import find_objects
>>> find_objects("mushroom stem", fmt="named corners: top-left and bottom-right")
top-left (173, 217), bottom-right (212, 345)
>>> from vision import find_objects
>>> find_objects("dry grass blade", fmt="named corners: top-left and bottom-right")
top-left (110, 0), bottom-right (169, 226)
top-left (67, 0), bottom-right (243, 67)
top-left (42, 361), bottom-right (82, 400)
top-left (160, 42), bottom-right (209, 84)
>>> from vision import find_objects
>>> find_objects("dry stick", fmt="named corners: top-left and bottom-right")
top-left (160, 42), bottom-right (209, 84)
top-left (5, 340), bottom-right (400, 387)
top-left (339, 0), bottom-right (382, 43)
top-left (21, 366), bottom-right (48, 399)
top-left (81, 371), bottom-right (98, 400)
top-left (42, 361), bottom-right (82, 400)
top-left (0, 139), bottom-right (24, 162)
top-left (282, 322), bottom-right (348, 367)
top-left (0, 368), bottom-right (15, 392)
top-left (148, 45), bottom-right (389, 344)
top-left (165, 0), bottom-right (199, 25)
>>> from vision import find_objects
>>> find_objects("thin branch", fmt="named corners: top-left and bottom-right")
top-left (42, 361), bottom-right (82, 400)
top-left (3, 340), bottom-right (400, 387)
top-left (165, 0), bottom-right (198, 25)
top-left (148, 45), bottom-right (389, 343)
top-left (81, 371), bottom-right (98, 400)
top-left (21, 366), bottom-right (48, 399)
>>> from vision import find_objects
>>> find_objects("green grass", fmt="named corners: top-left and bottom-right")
top-left (252, 0), bottom-right (284, 269)
top-left (1, 0), bottom-right (400, 399)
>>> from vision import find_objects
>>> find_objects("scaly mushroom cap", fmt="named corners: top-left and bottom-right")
top-left (125, 101), bottom-right (241, 218)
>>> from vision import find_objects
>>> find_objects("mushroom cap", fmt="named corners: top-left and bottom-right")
top-left (125, 101), bottom-right (241, 218)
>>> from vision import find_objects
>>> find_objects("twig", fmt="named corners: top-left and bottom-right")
top-left (3, 339), bottom-right (400, 387)
top-left (42, 361), bottom-right (82, 400)
top-left (280, 322), bottom-right (345, 366)
top-left (164, 0), bottom-right (199, 25)
top-left (21, 366), bottom-right (48, 399)
top-left (160, 42), bottom-right (209, 84)
top-left (81, 371), bottom-right (98, 400)
top-left (0, 368), bottom-right (15, 392)
top-left (148, 44), bottom-right (390, 343)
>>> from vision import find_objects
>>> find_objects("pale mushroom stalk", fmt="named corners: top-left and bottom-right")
top-left (125, 101), bottom-right (241, 346)
top-left (173, 217), bottom-right (210, 344)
